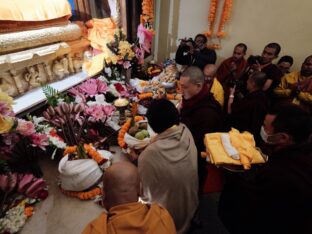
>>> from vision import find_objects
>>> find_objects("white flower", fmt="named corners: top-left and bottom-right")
top-left (104, 67), bottom-right (112, 77)
top-left (0, 206), bottom-right (26, 233)
top-left (108, 84), bottom-right (119, 97)
top-left (57, 98), bottom-right (65, 104)
top-left (87, 94), bottom-right (109, 106)
top-left (49, 136), bottom-right (66, 149)
top-left (32, 116), bottom-right (45, 126)
top-left (98, 75), bottom-right (109, 83)
top-left (75, 95), bottom-right (83, 104)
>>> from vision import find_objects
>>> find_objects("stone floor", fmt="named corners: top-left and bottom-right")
top-left (21, 146), bottom-right (128, 234)
top-left (20, 147), bottom-right (228, 234)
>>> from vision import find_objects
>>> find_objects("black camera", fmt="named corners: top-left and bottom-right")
top-left (247, 55), bottom-right (262, 65)
top-left (228, 79), bottom-right (245, 89)
top-left (180, 38), bottom-right (195, 47)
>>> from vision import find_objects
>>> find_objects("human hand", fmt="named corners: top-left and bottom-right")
top-left (251, 61), bottom-right (261, 72)
top-left (186, 41), bottom-right (194, 49)
top-left (229, 87), bottom-right (236, 96)
top-left (180, 38), bottom-right (187, 46)
top-left (127, 148), bottom-right (140, 161)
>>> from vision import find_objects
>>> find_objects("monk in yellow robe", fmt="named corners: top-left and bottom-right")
top-left (82, 161), bottom-right (176, 234)
top-left (203, 64), bottom-right (225, 108)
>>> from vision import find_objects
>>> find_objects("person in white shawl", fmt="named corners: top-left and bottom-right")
top-left (138, 99), bottom-right (199, 234)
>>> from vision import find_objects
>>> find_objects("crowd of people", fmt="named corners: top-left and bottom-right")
top-left (83, 35), bottom-right (312, 234)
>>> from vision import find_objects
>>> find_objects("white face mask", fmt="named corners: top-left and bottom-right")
top-left (260, 126), bottom-right (276, 144)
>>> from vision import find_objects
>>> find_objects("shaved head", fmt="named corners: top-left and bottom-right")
top-left (103, 162), bottom-right (140, 210)
top-left (203, 64), bottom-right (217, 82)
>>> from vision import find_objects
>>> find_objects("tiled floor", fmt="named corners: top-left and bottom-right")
top-left (20, 147), bottom-right (228, 234)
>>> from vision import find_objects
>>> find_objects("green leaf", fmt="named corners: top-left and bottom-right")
top-left (124, 53), bottom-right (129, 61)
top-left (77, 144), bottom-right (88, 159)
top-left (114, 34), bottom-right (119, 48)
top-left (42, 85), bottom-right (60, 107)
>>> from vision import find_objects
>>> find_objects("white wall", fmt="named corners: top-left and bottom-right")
top-left (155, 0), bottom-right (312, 70)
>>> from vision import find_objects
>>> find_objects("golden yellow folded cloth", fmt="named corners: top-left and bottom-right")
top-left (86, 18), bottom-right (117, 52)
top-left (0, 0), bottom-right (72, 21)
top-left (203, 128), bottom-right (266, 170)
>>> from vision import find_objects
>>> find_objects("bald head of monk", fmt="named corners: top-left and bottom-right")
top-left (103, 161), bottom-right (140, 210)
top-left (203, 64), bottom-right (217, 83)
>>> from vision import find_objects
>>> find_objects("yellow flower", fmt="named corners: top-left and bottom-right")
top-left (0, 92), bottom-right (14, 109)
top-left (105, 56), bottom-right (112, 64)
top-left (0, 115), bottom-right (14, 134)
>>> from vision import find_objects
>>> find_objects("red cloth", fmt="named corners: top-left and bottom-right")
top-left (203, 164), bottom-right (224, 193)
top-left (182, 84), bottom-right (210, 109)
top-left (217, 57), bottom-right (247, 84)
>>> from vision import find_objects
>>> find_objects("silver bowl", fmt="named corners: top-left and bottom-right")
top-left (161, 81), bottom-right (176, 89)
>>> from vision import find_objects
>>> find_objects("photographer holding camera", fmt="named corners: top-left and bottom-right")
top-left (175, 34), bottom-right (216, 70)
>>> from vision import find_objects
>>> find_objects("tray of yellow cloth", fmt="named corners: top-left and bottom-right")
top-left (201, 128), bottom-right (268, 171)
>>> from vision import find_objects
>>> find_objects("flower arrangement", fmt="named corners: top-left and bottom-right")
top-left (106, 29), bottom-right (136, 70)
top-left (0, 92), bottom-right (49, 177)
top-left (42, 82), bottom-right (116, 151)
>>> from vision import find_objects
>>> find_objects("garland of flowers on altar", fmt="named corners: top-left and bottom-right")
top-left (140, 0), bottom-right (154, 31)
top-left (205, 0), bottom-right (233, 48)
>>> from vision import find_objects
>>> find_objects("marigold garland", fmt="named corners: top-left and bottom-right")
top-left (205, 0), bottom-right (233, 40)
top-left (118, 118), bottom-right (132, 148)
top-left (131, 102), bottom-right (138, 116)
top-left (217, 0), bottom-right (233, 38)
top-left (83, 143), bottom-right (107, 165)
top-left (140, 0), bottom-right (154, 26)
top-left (63, 144), bottom-right (107, 165)
top-left (60, 187), bottom-right (102, 200)
top-left (205, 0), bottom-right (218, 38)
top-left (24, 206), bottom-right (34, 217)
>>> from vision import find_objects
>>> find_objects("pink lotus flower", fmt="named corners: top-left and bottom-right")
top-left (31, 133), bottom-right (49, 150)
top-left (16, 119), bottom-right (35, 136)
top-left (102, 105), bottom-right (115, 116)
top-left (78, 79), bottom-right (108, 97)
top-left (85, 104), bottom-right (115, 121)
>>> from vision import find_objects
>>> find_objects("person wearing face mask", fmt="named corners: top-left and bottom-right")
top-left (274, 55), bottom-right (312, 113)
top-left (175, 34), bottom-right (217, 70)
top-left (219, 104), bottom-right (312, 234)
